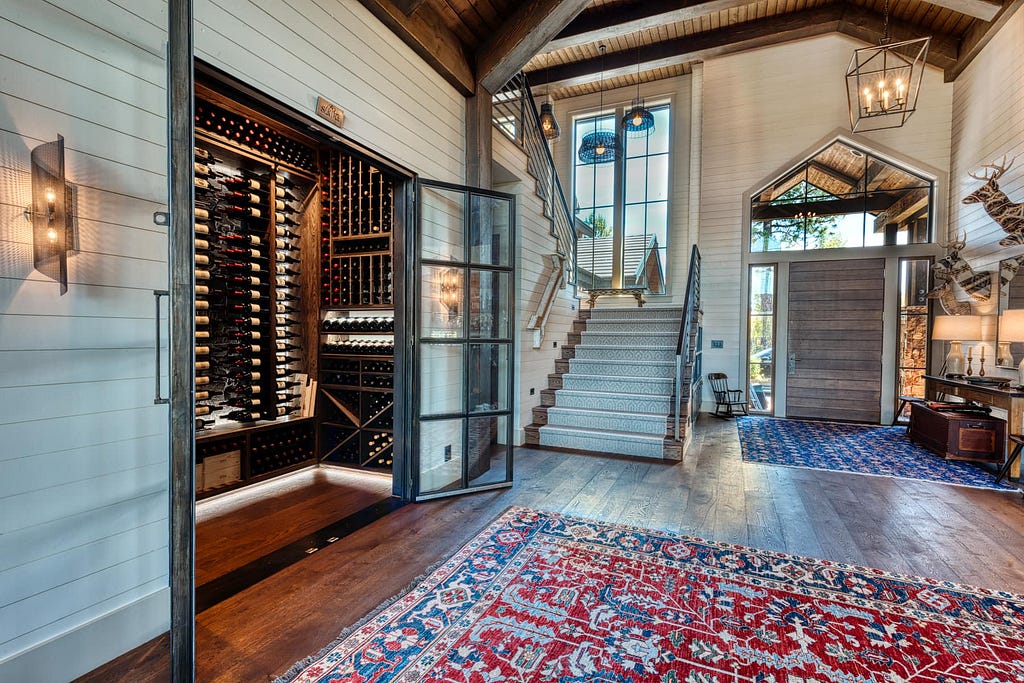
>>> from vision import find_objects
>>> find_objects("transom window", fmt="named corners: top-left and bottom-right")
top-left (750, 141), bottom-right (933, 252)
top-left (573, 103), bottom-right (671, 291)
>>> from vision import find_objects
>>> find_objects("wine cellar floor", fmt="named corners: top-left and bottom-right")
top-left (196, 466), bottom-right (393, 591)
top-left (76, 417), bottom-right (1024, 683)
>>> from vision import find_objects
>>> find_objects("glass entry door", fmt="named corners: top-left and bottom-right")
top-left (413, 180), bottom-right (515, 500)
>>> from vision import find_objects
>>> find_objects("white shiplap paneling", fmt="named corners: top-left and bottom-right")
top-left (0, 1), bottom-right (170, 678)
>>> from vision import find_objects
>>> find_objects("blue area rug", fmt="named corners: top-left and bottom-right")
top-left (737, 416), bottom-right (1018, 491)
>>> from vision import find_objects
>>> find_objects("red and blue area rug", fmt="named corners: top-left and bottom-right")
top-left (277, 507), bottom-right (1024, 682)
top-left (738, 415), bottom-right (1018, 491)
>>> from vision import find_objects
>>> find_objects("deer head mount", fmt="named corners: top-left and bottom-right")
top-left (963, 155), bottom-right (1024, 246)
top-left (927, 231), bottom-right (1024, 314)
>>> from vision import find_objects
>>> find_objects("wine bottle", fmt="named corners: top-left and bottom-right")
top-left (195, 405), bottom-right (211, 416)
top-left (223, 176), bottom-right (265, 192)
top-left (194, 147), bottom-right (220, 163)
top-left (224, 409), bottom-right (261, 422)
top-left (195, 390), bottom-right (210, 402)
top-left (222, 397), bottom-right (262, 408)
top-left (220, 232), bottom-right (262, 246)
top-left (195, 254), bottom-right (210, 266)
top-left (195, 207), bottom-right (210, 220)
top-left (224, 205), bottom-right (262, 219)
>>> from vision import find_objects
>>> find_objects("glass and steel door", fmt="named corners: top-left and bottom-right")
top-left (413, 180), bottom-right (515, 500)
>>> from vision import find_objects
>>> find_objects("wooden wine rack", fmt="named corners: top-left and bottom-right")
top-left (317, 149), bottom-right (397, 471)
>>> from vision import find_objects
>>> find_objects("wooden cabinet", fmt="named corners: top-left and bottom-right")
top-left (908, 403), bottom-right (1005, 463)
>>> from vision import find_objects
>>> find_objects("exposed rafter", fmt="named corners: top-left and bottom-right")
top-left (477, 0), bottom-right (593, 93)
top-left (354, 0), bottom-right (474, 95)
top-left (544, 0), bottom-right (759, 54)
top-left (527, 3), bottom-right (957, 93)
top-left (391, 0), bottom-right (428, 15)
top-left (947, 0), bottom-right (1024, 81)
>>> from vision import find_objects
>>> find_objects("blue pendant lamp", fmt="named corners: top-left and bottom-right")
top-left (621, 43), bottom-right (654, 138)
top-left (577, 45), bottom-right (621, 164)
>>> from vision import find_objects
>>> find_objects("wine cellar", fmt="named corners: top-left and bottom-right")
top-left (193, 75), bottom-right (402, 498)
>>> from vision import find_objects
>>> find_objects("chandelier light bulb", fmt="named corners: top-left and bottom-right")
top-left (595, 143), bottom-right (606, 156)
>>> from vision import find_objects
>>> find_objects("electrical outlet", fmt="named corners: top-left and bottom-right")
top-left (530, 387), bottom-right (535, 395)
top-left (553, 341), bottom-right (558, 348)
top-left (444, 444), bottom-right (452, 461)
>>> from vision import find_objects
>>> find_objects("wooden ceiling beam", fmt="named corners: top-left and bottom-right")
top-left (354, 0), bottom-right (474, 95)
top-left (391, 0), bottom-right (428, 15)
top-left (924, 0), bottom-right (1001, 21)
top-left (543, 0), bottom-right (758, 54)
top-left (946, 0), bottom-right (1024, 82)
top-left (477, 0), bottom-right (593, 93)
top-left (527, 3), bottom-right (958, 92)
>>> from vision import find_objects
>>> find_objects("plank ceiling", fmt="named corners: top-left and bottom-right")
top-left (361, 0), bottom-right (1014, 98)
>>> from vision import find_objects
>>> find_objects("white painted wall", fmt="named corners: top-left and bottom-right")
top-left (0, 2), bottom-right (171, 680)
top-left (698, 33), bottom-right (954, 388)
top-left (1, 0), bottom-right (467, 679)
top-left (551, 75), bottom-right (694, 303)
top-left (493, 131), bottom-right (578, 443)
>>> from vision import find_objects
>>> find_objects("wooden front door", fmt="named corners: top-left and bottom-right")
top-left (786, 258), bottom-right (884, 423)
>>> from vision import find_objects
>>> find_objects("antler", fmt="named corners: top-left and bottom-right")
top-left (968, 154), bottom-right (1017, 182)
top-left (937, 230), bottom-right (967, 252)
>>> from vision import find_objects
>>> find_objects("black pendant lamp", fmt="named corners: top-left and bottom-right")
top-left (538, 102), bottom-right (560, 142)
top-left (622, 42), bottom-right (654, 138)
top-left (577, 45), bottom-right (621, 164)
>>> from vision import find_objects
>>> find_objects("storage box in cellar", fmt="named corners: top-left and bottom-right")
top-left (318, 149), bottom-right (397, 471)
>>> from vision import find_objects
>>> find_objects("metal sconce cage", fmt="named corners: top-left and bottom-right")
top-left (846, 36), bottom-right (930, 132)
top-left (26, 134), bottom-right (71, 295)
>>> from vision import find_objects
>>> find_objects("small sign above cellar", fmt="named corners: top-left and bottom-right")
top-left (316, 96), bottom-right (345, 129)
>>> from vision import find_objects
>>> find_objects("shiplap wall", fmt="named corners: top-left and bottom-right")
top-left (1, 0), bottom-right (467, 679)
top-left (551, 75), bottom-right (694, 302)
top-left (699, 33), bottom-right (954, 385)
top-left (194, 0), bottom-right (465, 183)
top-left (492, 131), bottom-right (577, 442)
top-left (950, 9), bottom-right (1024, 272)
top-left (0, 1), bottom-right (171, 680)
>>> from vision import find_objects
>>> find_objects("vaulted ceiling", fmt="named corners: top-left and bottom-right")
top-left (355, 0), bottom-right (1021, 98)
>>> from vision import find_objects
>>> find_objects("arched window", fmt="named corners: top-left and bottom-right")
top-left (750, 140), bottom-right (933, 252)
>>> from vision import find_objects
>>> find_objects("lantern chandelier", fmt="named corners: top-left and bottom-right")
top-left (577, 45), bottom-right (621, 164)
top-left (845, 0), bottom-right (930, 132)
top-left (538, 101), bottom-right (560, 142)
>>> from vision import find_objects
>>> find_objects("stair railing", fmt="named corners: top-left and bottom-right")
top-left (492, 73), bottom-right (576, 277)
top-left (674, 244), bottom-right (702, 441)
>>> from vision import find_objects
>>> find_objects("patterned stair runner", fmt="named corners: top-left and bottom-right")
top-left (537, 306), bottom-right (684, 459)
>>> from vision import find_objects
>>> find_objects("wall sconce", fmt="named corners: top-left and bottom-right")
top-left (25, 135), bottom-right (70, 294)
top-left (436, 266), bottom-right (462, 320)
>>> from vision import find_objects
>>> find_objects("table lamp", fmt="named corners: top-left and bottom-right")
top-left (932, 315), bottom-right (982, 377)
top-left (998, 309), bottom-right (1024, 384)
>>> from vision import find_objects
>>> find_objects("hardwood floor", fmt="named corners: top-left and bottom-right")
top-left (77, 416), bottom-right (1024, 682)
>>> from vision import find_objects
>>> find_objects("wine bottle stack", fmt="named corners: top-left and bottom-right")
top-left (273, 170), bottom-right (305, 417)
top-left (195, 100), bottom-right (317, 172)
top-left (320, 150), bottom-right (394, 308)
top-left (249, 423), bottom-right (315, 476)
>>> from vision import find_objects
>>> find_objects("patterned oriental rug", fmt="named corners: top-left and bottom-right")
top-left (738, 416), bottom-right (1018, 492)
top-left (276, 507), bottom-right (1024, 682)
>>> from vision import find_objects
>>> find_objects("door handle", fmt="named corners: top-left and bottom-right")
top-left (788, 353), bottom-right (799, 373)
top-left (154, 289), bottom-right (169, 405)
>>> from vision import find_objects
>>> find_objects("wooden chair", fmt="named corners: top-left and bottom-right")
top-left (708, 373), bottom-right (749, 418)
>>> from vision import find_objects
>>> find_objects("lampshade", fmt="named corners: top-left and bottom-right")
top-left (577, 130), bottom-right (620, 164)
top-left (999, 310), bottom-right (1024, 342)
top-left (932, 315), bottom-right (982, 341)
top-left (622, 97), bottom-right (654, 137)
top-left (538, 102), bottom-right (560, 142)
top-left (846, 36), bottom-right (930, 132)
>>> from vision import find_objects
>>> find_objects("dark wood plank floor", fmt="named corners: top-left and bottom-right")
top-left (77, 416), bottom-right (1024, 682)
top-left (196, 466), bottom-right (393, 585)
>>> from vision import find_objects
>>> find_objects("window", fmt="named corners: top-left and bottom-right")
top-left (747, 264), bottom-right (776, 413)
top-left (750, 141), bottom-right (932, 252)
top-left (572, 103), bottom-right (671, 291)
top-left (896, 257), bottom-right (932, 419)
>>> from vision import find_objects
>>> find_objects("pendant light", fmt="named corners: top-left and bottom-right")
top-left (577, 45), bottom-right (621, 165)
top-left (622, 42), bottom-right (654, 138)
top-left (845, 0), bottom-right (929, 132)
top-left (537, 62), bottom-right (561, 142)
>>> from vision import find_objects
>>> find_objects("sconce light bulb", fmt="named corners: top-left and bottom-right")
top-left (46, 227), bottom-right (58, 242)
top-left (45, 189), bottom-right (56, 204)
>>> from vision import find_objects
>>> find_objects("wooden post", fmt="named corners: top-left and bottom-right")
top-left (466, 84), bottom-right (493, 189)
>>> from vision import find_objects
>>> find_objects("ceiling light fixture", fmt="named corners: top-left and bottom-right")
top-left (622, 41), bottom-right (654, 138)
top-left (845, 0), bottom-right (930, 132)
top-left (578, 45), bottom-right (621, 164)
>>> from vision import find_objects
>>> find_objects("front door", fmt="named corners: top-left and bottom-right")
top-left (786, 258), bottom-right (885, 423)
top-left (411, 180), bottom-right (516, 500)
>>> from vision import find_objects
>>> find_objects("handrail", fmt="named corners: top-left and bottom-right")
top-left (492, 73), bottom-right (576, 277)
top-left (674, 244), bottom-right (702, 441)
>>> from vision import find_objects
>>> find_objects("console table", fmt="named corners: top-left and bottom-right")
top-left (585, 287), bottom-right (646, 308)
top-left (923, 374), bottom-right (1024, 478)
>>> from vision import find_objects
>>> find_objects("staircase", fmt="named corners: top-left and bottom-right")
top-left (526, 306), bottom-right (686, 460)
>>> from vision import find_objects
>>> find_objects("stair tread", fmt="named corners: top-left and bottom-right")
top-left (565, 373), bottom-right (674, 381)
top-left (556, 389), bottom-right (673, 399)
top-left (548, 406), bottom-right (667, 420)
top-left (539, 424), bottom-right (665, 441)
top-left (571, 358), bottom-right (674, 366)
